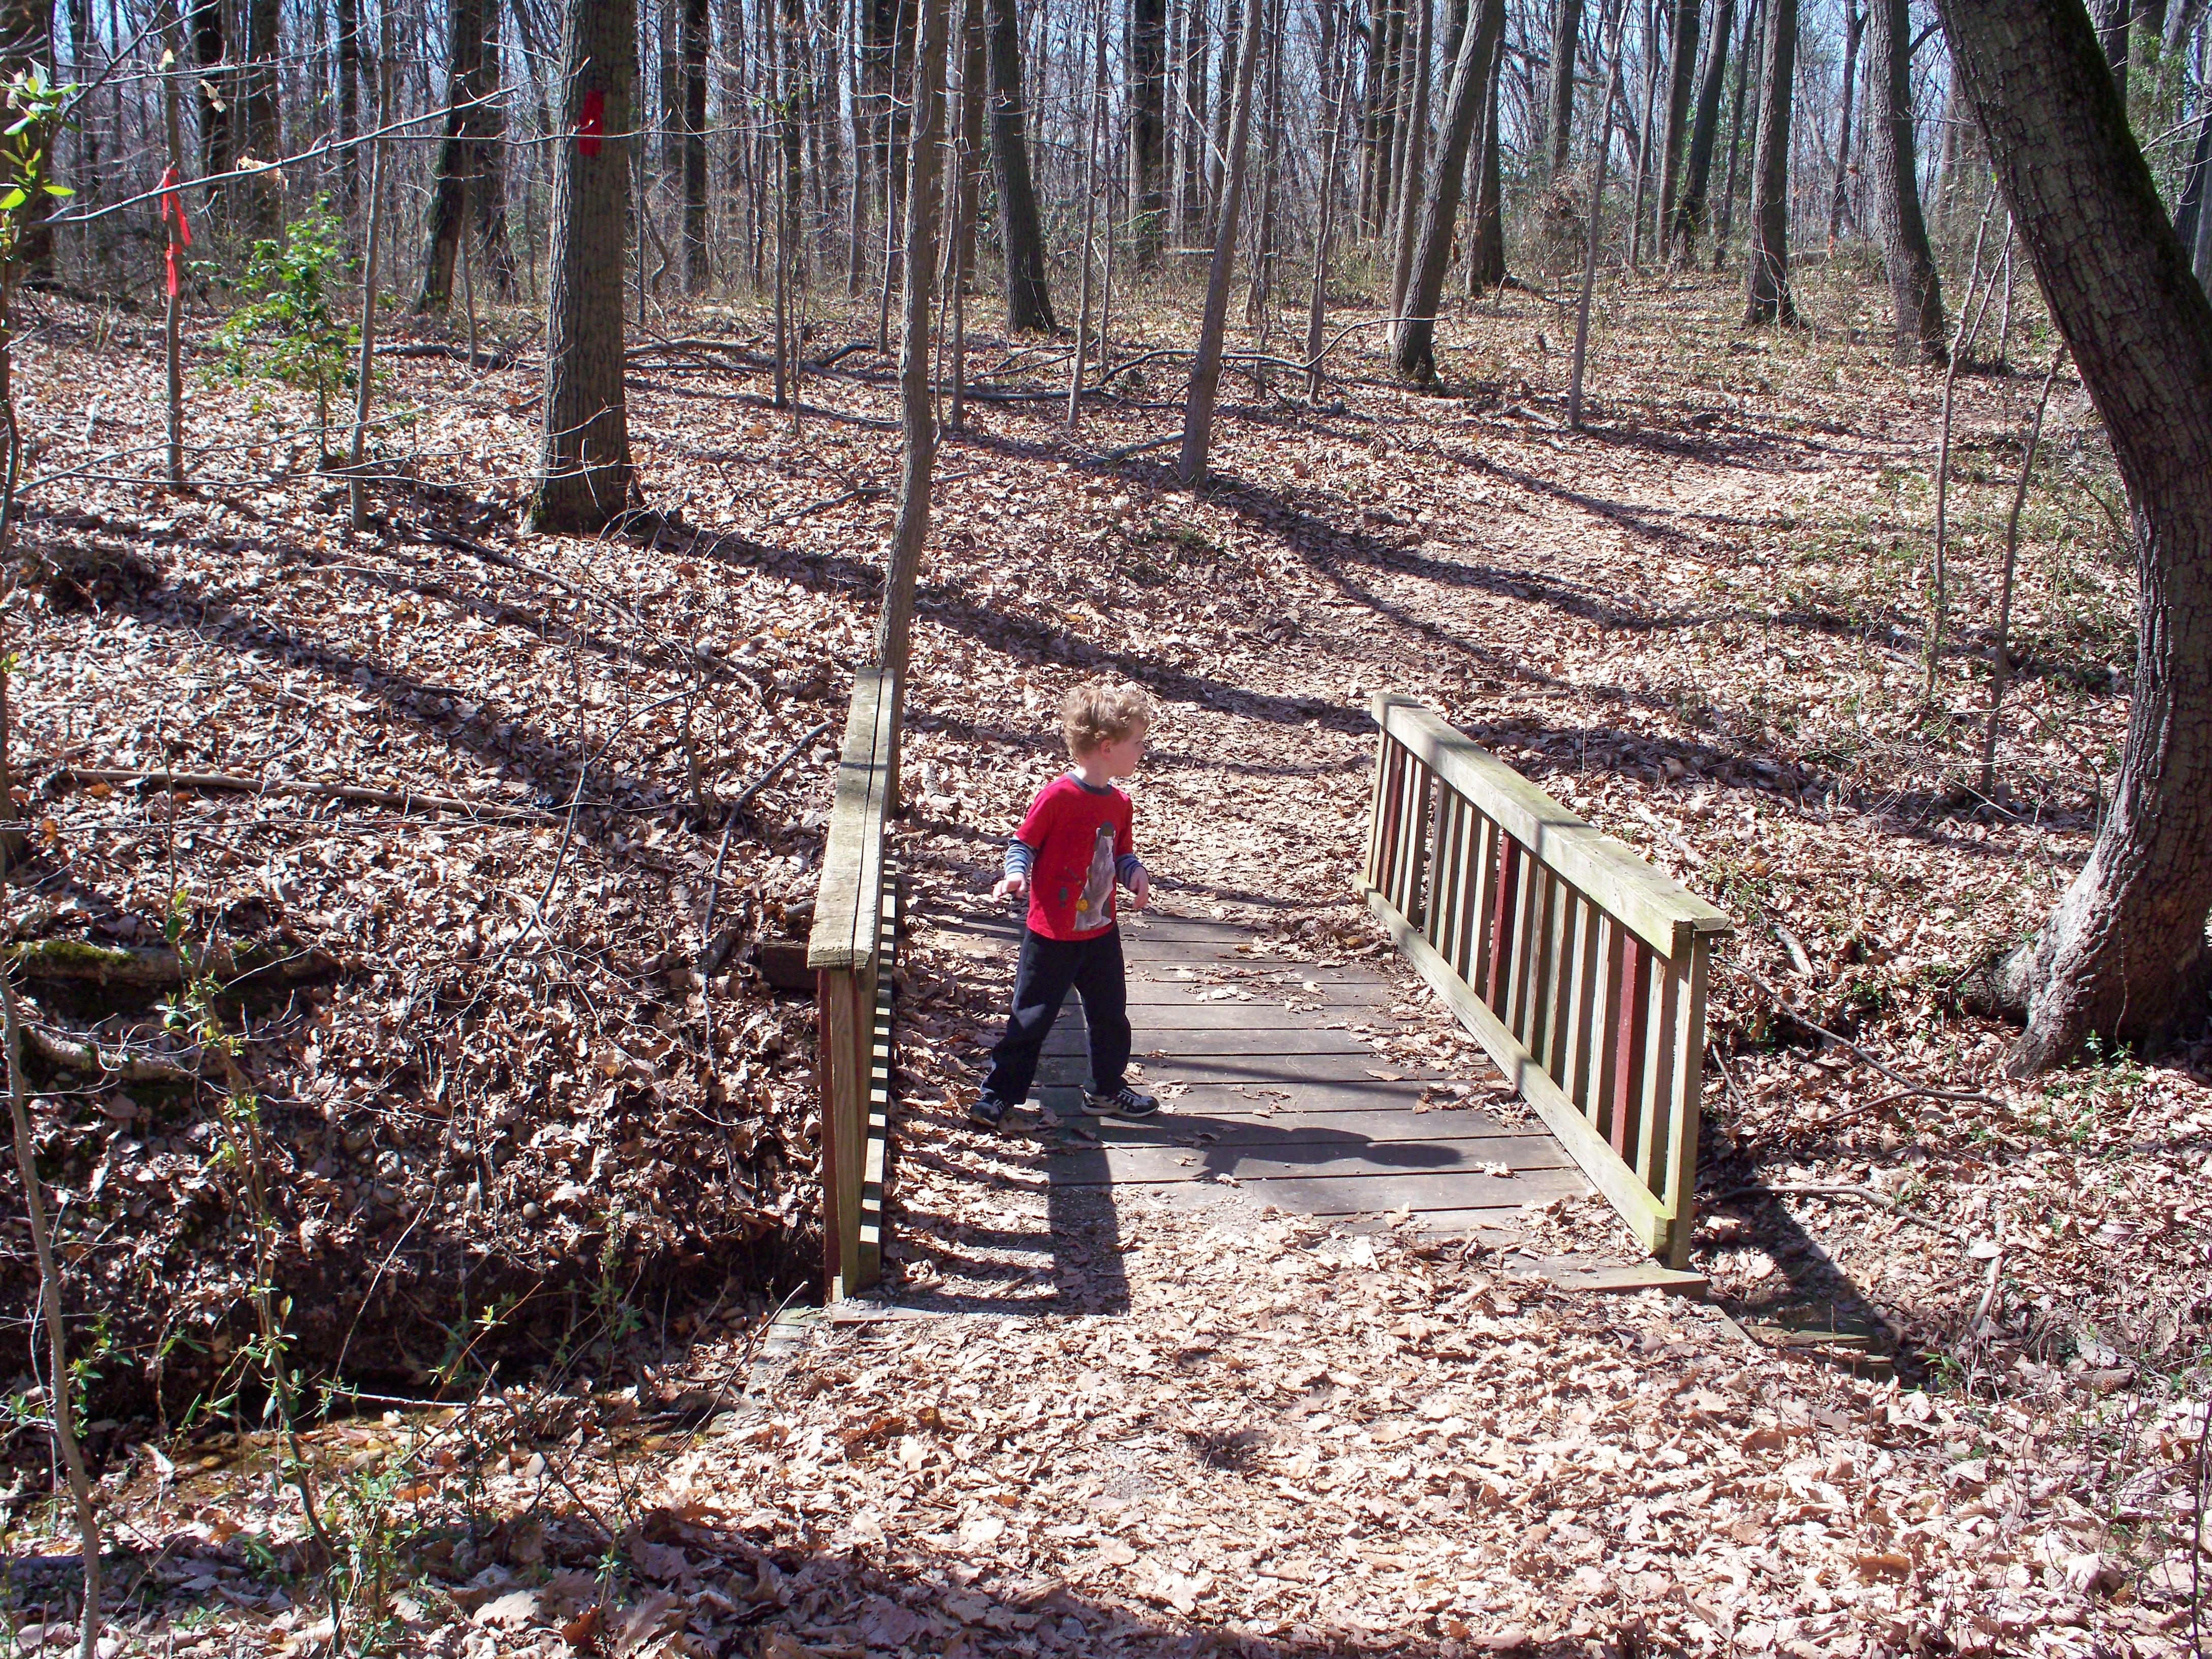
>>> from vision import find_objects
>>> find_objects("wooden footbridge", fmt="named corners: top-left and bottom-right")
top-left (808, 675), bottom-right (1732, 1301)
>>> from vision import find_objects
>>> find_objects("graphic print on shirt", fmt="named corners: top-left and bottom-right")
top-left (1071, 824), bottom-right (1117, 932)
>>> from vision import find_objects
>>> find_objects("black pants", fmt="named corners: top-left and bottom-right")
top-left (981, 925), bottom-right (1131, 1105)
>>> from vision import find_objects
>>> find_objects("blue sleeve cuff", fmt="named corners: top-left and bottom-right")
top-left (1117, 853), bottom-right (1145, 885)
top-left (1005, 841), bottom-right (1037, 879)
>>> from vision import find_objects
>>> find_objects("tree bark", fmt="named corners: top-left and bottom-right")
top-left (1936, 0), bottom-right (2212, 1068)
top-left (192, 0), bottom-right (231, 197)
top-left (1826, 0), bottom-right (1862, 241)
top-left (1180, 0), bottom-right (1209, 233)
top-left (1386, 0), bottom-right (1438, 324)
top-left (682, 0), bottom-right (711, 289)
top-left (950, 0), bottom-right (988, 424)
top-left (1865, 0), bottom-right (1942, 361)
top-left (1740, 0), bottom-right (1795, 323)
top-left (527, 0), bottom-right (637, 532)
top-left (1467, 19), bottom-right (1505, 286)
top-left (1672, 0), bottom-right (1731, 259)
top-left (1654, 0), bottom-right (1700, 255)
top-left (416, 0), bottom-right (493, 312)
top-left (1547, 0), bottom-right (1583, 180)
top-left (986, 0), bottom-right (1055, 329)
top-left (336, 0), bottom-right (359, 211)
top-left (1712, 0), bottom-right (1759, 264)
top-left (1307, 0), bottom-right (1348, 396)
top-left (1394, 0), bottom-right (1504, 378)
top-left (1627, 0), bottom-right (1658, 264)
top-left (873, 0), bottom-right (950, 721)
top-left (1178, 0), bottom-right (1266, 484)
top-left (1133, 0), bottom-right (1169, 266)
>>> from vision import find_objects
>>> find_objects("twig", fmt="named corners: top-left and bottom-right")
top-left (1710, 1182), bottom-right (1960, 1240)
top-left (765, 484), bottom-right (886, 527)
top-left (1730, 967), bottom-right (2008, 1105)
top-left (57, 766), bottom-right (545, 819)
top-left (729, 721), bottom-right (832, 816)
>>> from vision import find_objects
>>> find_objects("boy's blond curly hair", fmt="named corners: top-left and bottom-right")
top-left (1061, 679), bottom-right (1155, 757)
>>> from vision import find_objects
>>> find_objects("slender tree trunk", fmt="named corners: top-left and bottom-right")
top-left (1673, 0), bottom-right (1730, 258)
top-left (1178, 0), bottom-right (1266, 484)
top-left (335, 0), bottom-right (359, 212)
top-left (1627, 0), bottom-right (1658, 264)
top-left (1865, 0), bottom-right (1942, 360)
top-left (1569, 0), bottom-right (1625, 426)
top-left (1655, 0), bottom-right (1699, 253)
top-left (416, 0), bottom-right (489, 311)
top-left (528, 0), bottom-right (638, 531)
top-left (1712, 0), bottom-right (1758, 264)
top-left (1133, 0), bottom-right (1169, 266)
top-left (1980, 349), bottom-right (2062, 796)
top-left (1547, 0), bottom-right (1582, 179)
top-left (349, 12), bottom-right (391, 529)
top-left (1468, 19), bottom-right (1505, 285)
top-left (874, 0), bottom-right (950, 740)
top-left (163, 8), bottom-right (188, 483)
top-left (1218, 0), bottom-right (1244, 218)
top-left (1386, 0), bottom-right (1437, 323)
top-left (986, 0), bottom-right (1055, 328)
top-left (1394, 0), bottom-right (1506, 378)
top-left (1826, 0), bottom-right (1862, 241)
top-left (476, 1), bottom-right (516, 299)
top-left (1181, 0), bottom-right (1209, 233)
top-left (1069, 0), bottom-right (1104, 426)
top-left (1938, 0), bottom-right (2212, 1067)
top-left (949, 0), bottom-right (986, 424)
top-left (682, 0), bottom-right (710, 288)
top-left (1307, 0), bottom-right (1347, 397)
top-left (1740, 0), bottom-right (1795, 322)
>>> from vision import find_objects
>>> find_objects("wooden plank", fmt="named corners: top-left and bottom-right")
top-left (1635, 949), bottom-right (1680, 1195)
top-left (818, 966), bottom-right (869, 1299)
top-left (807, 669), bottom-right (895, 971)
top-left (858, 884), bottom-right (899, 1292)
top-left (1559, 892), bottom-right (1602, 1113)
top-left (1133, 1051), bottom-right (1447, 1085)
top-left (1184, 1168), bottom-right (1589, 1212)
top-left (1661, 943), bottom-right (1710, 1270)
top-left (1362, 880), bottom-right (1677, 1258)
top-left (1047, 1143), bottom-right (1580, 1185)
top-left (1134, 1026), bottom-right (1396, 1056)
top-left (1512, 1261), bottom-right (1709, 1297)
top-left (1081, 1109), bottom-right (1556, 1145)
top-left (1145, 1079), bottom-right (1471, 1114)
top-left (1381, 701), bottom-right (1734, 959)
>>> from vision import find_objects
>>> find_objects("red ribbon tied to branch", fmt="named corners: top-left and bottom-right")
top-left (577, 88), bottom-right (605, 157)
top-left (158, 165), bottom-right (192, 298)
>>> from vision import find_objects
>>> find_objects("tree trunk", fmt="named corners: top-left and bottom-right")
top-left (985, 0), bottom-right (1055, 329)
top-left (1307, 0), bottom-right (1348, 396)
top-left (1181, 0), bottom-right (1209, 234)
top-left (1547, 0), bottom-right (1582, 179)
top-left (1627, 0), bottom-right (1658, 265)
top-left (476, 1), bottom-right (517, 301)
top-left (1826, 0), bottom-right (1862, 241)
top-left (1712, 0), bottom-right (1759, 263)
top-left (1937, 0), bottom-right (2212, 1068)
top-left (950, 0), bottom-right (987, 424)
top-left (1178, 0), bottom-right (1266, 484)
top-left (1133, 0), bottom-right (1169, 266)
top-left (683, 0), bottom-right (711, 289)
top-left (1740, 0), bottom-right (1794, 323)
top-left (2172, 103), bottom-right (2209, 279)
top-left (191, 0), bottom-right (231, 200)
top-left (336, 0), bottom-right (359, 211)
top-left (1672, 0), bottom-right (1731, 258)
top-left (1865, 0), bottom-right (1941, 360)
top-left (527, 0), bottom-right (637, 532)
top-left (416, 0), bottom-right (490, 312)
top-left (1217, 0), bottom-right (1243, 219)
top-left (1467, 20), bottom-right (1505, 285)
top-left (1386, 0), bottom-right (1437, 324)
top-left (244, 0), bottom-right (282, 231)
top-left (1393, 0), bottom-right (1506, 378)
top-left (873, 0), bottom-right (950, 724)
top-left (1655, 0), bottom-right (1700, 255)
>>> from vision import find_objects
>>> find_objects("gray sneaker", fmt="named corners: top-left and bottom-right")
top-left (1082, 1085), bottom-right (1160, 1119)
top-left (968, 1093), bottom-right (1013, 1131)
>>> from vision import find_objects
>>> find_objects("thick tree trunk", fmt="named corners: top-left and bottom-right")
top-left (1672, 0), bottom-right (1731, 259)
top-left (1865, 0), bottom-right (1942, 361)
top-left (1468, 21), bottom-right (1505, 286)
top-left (1386, 0), bottom-right (1437, 323)
top-left (874, 0), bottom-right (950, 717)
top-left (527, 0), bottom-right (637, 532)
top-left (682, 0), bottom-right (710, 289)
top-left (416, 0), bottom-right (491, 312)
top-left (1307, 0), bottom-right (1348, 396)
top-left (244, 0), bottom-right (282, 231)
top-left (1178, 0), bottom-right (1266, 484)
top-left (1132, 0), bottom-right (1169, 266)
top-left (192, 0), bottom-right (231, 199)
top-left (1547, 0), bottom-right (1582, 179)
top-left (1826, 0), bottom-right (1862, 240)
top-left (476, 5), bottom-right (517, 302)
top-left (986, 0), bottom-right (1055, 329)
top-left (1712, 0), bottom-right (1759, 264)
top-left (1654, 0), bottom-right (1700, 255)
top-left (1740, 0), bottom-right (1795, 323)
top-left (1393, 0), bottom-right (1506, 378)
top-left (1936, 0), bottom-right (2212, 1068)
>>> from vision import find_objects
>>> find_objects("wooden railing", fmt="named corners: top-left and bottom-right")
top-left (1360, 695), bottom-right (1733, 1265)
top-left (807, 668), bottom-right (899, 1300)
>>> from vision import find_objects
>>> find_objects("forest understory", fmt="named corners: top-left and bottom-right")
top-left (6, 263), bottom-right (2210, 1655)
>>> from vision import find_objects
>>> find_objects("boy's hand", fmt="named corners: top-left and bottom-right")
top-left (1127, 867), bottom-right (1151, 911)
top-left (993, 873), bottom-right (1028, 904)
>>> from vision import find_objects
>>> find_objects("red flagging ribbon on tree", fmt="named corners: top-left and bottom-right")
top-left (577, 88), bottom-right (605, 157)
top-left (158, 165), bottom-right (192, 298)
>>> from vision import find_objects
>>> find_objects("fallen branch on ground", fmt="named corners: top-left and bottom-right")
top-left (1730, 967), bottom-right (2008, 1107)
top-left (56, 766), bottom-right (544, 820)
top-left (1709, 1182), bottom-right (1961, 1240)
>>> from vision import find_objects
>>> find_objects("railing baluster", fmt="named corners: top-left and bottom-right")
top-left (1611, 933), bottom-right (1649, 1160)
top-left (1636, 951), bottom-right (1681, 1194)
top-left (1485, 834), bottom-right (1520, 1013)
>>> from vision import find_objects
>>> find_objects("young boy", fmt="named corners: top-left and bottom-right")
top-left (968, 680), bottom-right (1161, 1130)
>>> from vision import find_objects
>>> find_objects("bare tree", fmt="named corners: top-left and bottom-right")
top-left (1394, 0), bottom-right (1506, 378)
top-left (682, 0), bottom-right (711, 289)
top-left (1937, 0), bottom-right (2212, 1069)
top-left (1178, 0), bottom-right (1266, 483)
top-left (1133, 0), bottom-right (1169, 265)
top-left (1826, 0), bottom-right (1862, 240)
top-left (1671, 0), bottom-right (1732, 259)
top-left (986, 0), bottom-right (1055, 329)
top-left (416, 0), bottom-right (501, 312)
top-left (1546, 0), bottom-right (1583, 179)
top-left (1865, 0), bottom-right (1942, 360)
top-left (527, 0), bottom-right (638, 532)
top-left (1740, 0), bottom-right (1795, 323)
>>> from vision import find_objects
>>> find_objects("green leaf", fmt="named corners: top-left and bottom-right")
top-left (41, 183), bottom-right (70, 196)
top-left (0, 189), bottom-right (24, 211)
